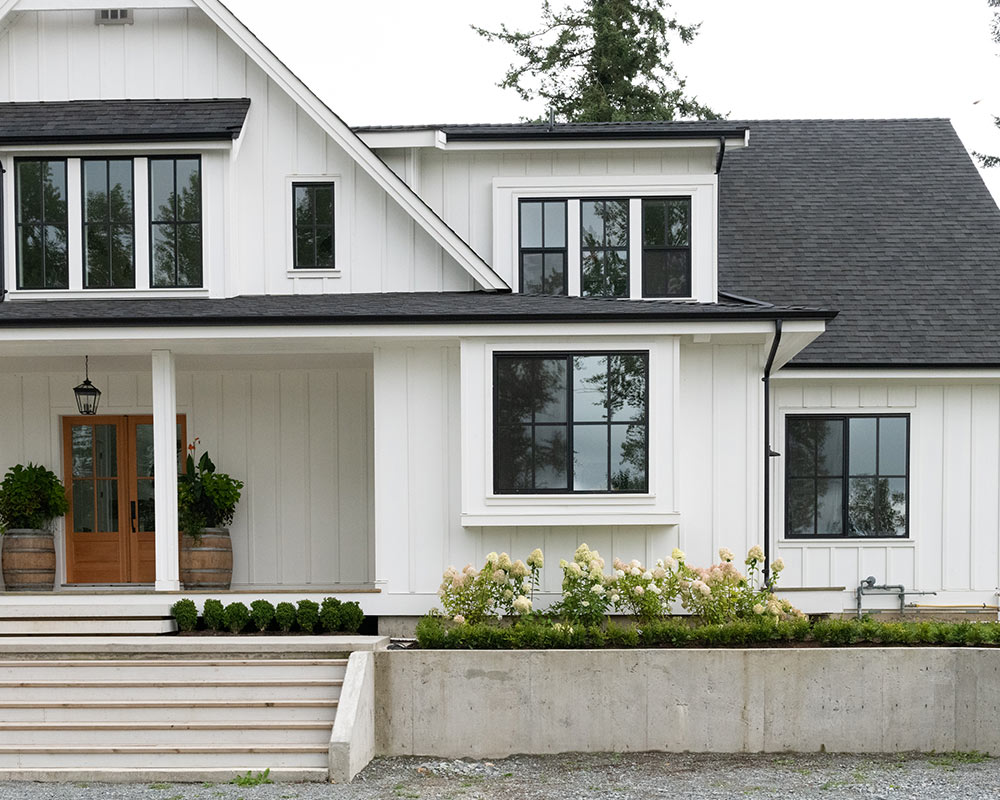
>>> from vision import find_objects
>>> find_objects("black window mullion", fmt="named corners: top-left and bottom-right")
top-left (565, 355), bottom-right (574, 492)
top-left (605, 356), bottom-right (612, 491)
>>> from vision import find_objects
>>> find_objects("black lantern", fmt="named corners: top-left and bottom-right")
top-left (73, 356), bottom-right (101, 416)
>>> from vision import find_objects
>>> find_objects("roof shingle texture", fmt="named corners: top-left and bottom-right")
top-left (718, 119), bottom-right (1000, 366)
top-left (0, 99), bottom-right (251, 143)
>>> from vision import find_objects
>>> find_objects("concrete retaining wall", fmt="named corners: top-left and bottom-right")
top-left (329, 651), bottom-right (376, 782)
top-left (374, 649), bottom-right (1000, 758)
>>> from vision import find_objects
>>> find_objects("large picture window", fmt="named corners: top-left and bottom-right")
top-left (518, 199), bottom-right (567, 295)
top-left (785, 415), bottom-right (909, 538)
top-left (83, 158), bottom-right (135, 288)
top-left (15, 159), bottom-right (68, 289)
top-left (293, 182), bottom-right (335, 268)
top-left (149, 156), bottom-right (202, 287)
top-left (494, 352), bottom-right (648, 494)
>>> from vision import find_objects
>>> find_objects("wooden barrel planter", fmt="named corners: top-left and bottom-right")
top-left (1, 529), bottom-right (56, 591)
top-left (179, 527), bottom-right (233, 590)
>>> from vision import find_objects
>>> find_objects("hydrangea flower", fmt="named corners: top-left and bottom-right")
top-left (671, 548), bottom-right (685, 561)
top-left (747, 545), bottom-right (764, 562)
top-left (772, 558), bottom-right (785, 573)
top-left (719, 547), bottom-right (735, 562)
top-left (527, 548), bottom-right (544, 568)
top-left (512, 595), bottom-right (532, 614)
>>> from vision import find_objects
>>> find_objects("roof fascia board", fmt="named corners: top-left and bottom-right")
top-left (436, 136), bottom-right (748, 152)
top-left (356, 130), bottom-right (441, 149)
top-left (0, 139), bottom-right (232, 152)
top-left (15, 0), bottom-right (193, 8)
top-left (193, 0), bottom-right (508, 291)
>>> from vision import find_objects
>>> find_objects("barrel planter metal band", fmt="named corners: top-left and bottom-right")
top-left (1, 529), bottom-right (56, 591)
top-left (179, 528), bottom-right (233, 590)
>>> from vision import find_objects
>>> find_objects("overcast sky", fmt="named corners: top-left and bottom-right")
top-left (224, 0), bottom-right (1000, 206)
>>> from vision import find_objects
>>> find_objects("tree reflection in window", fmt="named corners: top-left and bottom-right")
top-left (581, 199), bottom-right (629, 297)
top-left (494, 352), bottom-right (647, 494)
top-left (16, 159), bottom-right (68, 289)
top-left (150, 157), bottom-right (202, 287)
top-left (83, 159), bottom-right (134, 288)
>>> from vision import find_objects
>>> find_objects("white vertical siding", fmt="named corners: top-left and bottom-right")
top-left (773, 377), bottom-right (1000, 605)
top-left (0, 358), bottom-right (374, 590)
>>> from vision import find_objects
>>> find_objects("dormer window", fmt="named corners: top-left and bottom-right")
top-left (83, 158), bottom-right (135, 289)
top-left (641, 197), bottom-right (691, 298)
top-left (15, 159), bottom-right (68, 290)
top-left (518, 199), bottom-right (567, 294)
top-left (150, 157), bottom-right (202, 287)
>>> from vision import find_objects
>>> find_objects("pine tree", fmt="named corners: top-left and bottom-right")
top-left (474, 0), bottom-right (721, 123)
top-left (975, 0), bottom-right (1000, 168)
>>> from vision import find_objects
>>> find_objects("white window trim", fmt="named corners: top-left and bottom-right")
top-left (773, 407), bottom-right (915, 546)
top-left (493, 174), bottom-right (718, 303)
top-left (284, 174), bottom-right (344, 277)
top-left (2, 149), bottom-right (213, 299)
top-left (460, 334), bottom-right (680, 527)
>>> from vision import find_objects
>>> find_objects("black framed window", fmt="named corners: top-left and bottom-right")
top-left (581, 199), bottom-right (629, 297)
top-left (15, 159), bottom-right (68, 289)
top-left (293, 182), bottom-right (335, 268)
top-left (785, 415), bottom-right (909, 538)
top-left (494, 352), bottom-right (648, 494)
top-left (519, 199), bottom-right (566, 294)
top-left (149, 156), bottom-right (202, 287)
top-left (82, 158), bottom-right (135, 288)
top-left (642, 197), bottom-right (691, 297)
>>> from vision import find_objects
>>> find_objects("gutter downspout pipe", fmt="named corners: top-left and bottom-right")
top-left (0, 159), bottom-right (5, 301)
top-left (762, 319), bottom-right (783, 581)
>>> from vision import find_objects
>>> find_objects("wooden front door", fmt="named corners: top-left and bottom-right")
top-left (63, 415), bottom-right (185, 584)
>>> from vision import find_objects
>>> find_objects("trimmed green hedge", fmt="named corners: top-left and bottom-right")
top-left (414, 614), bottom-right (1000, 650)
top-left (170, 597), bottom-right (365, 634)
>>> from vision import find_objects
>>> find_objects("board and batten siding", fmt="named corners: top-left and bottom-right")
top-left (0, 8), bottom-right (473, 297)
top-left (772, 378), bottom-right (1000, 604)
top-left (373, 340), bottom-right (764, 612)
top-left (0, 356), bottom-right (374, 589)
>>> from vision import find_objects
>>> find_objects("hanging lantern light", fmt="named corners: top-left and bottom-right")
top-left (73, 356), bottom-right (101, 416)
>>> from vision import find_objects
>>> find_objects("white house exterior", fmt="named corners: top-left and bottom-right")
top-left (0, 0), bottom-right (996, 623)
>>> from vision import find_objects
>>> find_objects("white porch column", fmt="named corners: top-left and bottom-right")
top-left (152, 349), bottom-right (180, 591)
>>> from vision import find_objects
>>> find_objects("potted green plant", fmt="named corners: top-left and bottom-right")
top-left (178, 440), bottom-right (244, 590)
top-left (0, 463), bottom-right (69, 591)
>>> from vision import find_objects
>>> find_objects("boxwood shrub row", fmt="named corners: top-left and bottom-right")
top-left (415, 614), bottom-right (1000, 649)
top-left (170, 597), bottom-right (364, 635)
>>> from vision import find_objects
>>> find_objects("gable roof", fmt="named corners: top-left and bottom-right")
top-left (717, 119), bottom-right (1000, 367)
top-left (0, 0), bottom-right (508, 292)
top-left (0, 99), bottom-right (250, 144)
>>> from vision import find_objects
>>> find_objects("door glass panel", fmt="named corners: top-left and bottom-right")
top-left (72, 480), bottom-right (95, 532)
top-left (96, 480), bottom-right (118, 533)
top-left (135, 424), bottom-right (154, 477)
top-left (137, 480), bottom-right (155, 532)
top-left (95, 424), bottom-right (117, 478)
top-left (72, 425), bottom-right (93, 477)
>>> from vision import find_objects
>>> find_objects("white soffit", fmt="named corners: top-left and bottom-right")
top-left (0, 0), bottom-right (509, 292)
top-left (357, 131), bottom-right (749, 153)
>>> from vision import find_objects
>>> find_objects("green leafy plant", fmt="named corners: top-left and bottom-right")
top-left (230, 768), bottom-right (272, 786)
top-left (223, 601), bottom-right (250, 633)
top-left (170, 599), bottom-right (198, 632)
top-left (275, 601), bottom-right (296, 633)
top-left (319, 597), bottom-right (342, 633)
top-left (296, 599), bottom-right (319, 634)
top-left (338, 601), bottom-right (365, 634)
top-left (177, 439), bottom-right (244, 540)
top-left (249, 599), bottom-right (275, 632)
top-left (0, 463), bottom-right (70, 532)
top-left (202, 598), bottom-right (224, 632)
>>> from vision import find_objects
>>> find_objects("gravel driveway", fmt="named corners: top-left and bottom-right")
top-left (0, 752), bottom-right (996, 799)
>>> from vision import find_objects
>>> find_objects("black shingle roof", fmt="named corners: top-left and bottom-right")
top-left (717, 119), bottom-right (1000, 367)
top-left (0, 293), bottom-right (832, 327)
top-left (0, 99), bottom-right (251, 143)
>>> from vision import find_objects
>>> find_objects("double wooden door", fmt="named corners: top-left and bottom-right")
top-left (63, 415), bottom-right (185, 584)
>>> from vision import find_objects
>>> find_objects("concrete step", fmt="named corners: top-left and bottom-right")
top-left (0, 604), bottom-right (172, 619)
top-left (0, 767), bottom-right (329, 783)
top-left (0, 721), bottom-right (333, 746)
top-left (0, 678), bottom-right (342, 701)
top-left (0, 618), bottom-right (177, 636)
top-left (0, 700), bottom-right (338, 723)
top-left (0, 745), bottom-right (330, 769)
top-left (0, 658), bottom-right (347, 681)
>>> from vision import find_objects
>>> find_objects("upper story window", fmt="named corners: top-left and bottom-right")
top-left (150, 157), bottom-right (202, 287)
top-left (494, 352), bottom-right (648, 494)
top-left (642, 197), bottom-right (691, 298)
top-left (785, 415), bottom-right (909, 538)
top-left (518, 199), bottom-right (567, 295)
top-left (83, 158), bottom-right (134, 289)
top-left (581, 199), bottom-right (629, 297)
top-left (16, 159), bottom-right (68, 290)
top-left (293, 182), bottom-right (335, 269)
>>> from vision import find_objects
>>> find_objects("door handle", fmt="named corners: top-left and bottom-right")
top-left (130, 501), bottom-right (137, 533)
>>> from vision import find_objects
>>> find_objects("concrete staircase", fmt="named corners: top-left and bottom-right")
top-left (0, 655), bottom-right (347, 781)
top-left (0, 604), bottom-right (176, 636)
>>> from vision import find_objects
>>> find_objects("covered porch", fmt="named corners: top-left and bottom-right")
top-left (0, 333), bottom-right (376, 597)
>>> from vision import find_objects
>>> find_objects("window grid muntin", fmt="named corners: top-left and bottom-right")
top-left (292, 181), bottom-right (335, 269)
top-left (518, 199), bottom-right (567, 295)
top-left (15, 157), bottom-right (69, 290)
top-left (580, 198), bottom-right (630, 298)
top-left (82, 157), bottom-right (135, 289)
top-left (148, 155), bottom-right (202, 288)
top-left (784, 413), bottom-right (910, 539)
top-left (493, 351), bottom-right (649, 495)
top-left (641, 196), bottom-right (691, 298)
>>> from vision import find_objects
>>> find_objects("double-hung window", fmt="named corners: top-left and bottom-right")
top-left (494, 352), bottom-right (648, 494)
top-left (518, 199), bottom-right (567, 294)
top-left (16, 159), bottom-right (68, 289)
top-left (785, 415), bottom-right (909, 538)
